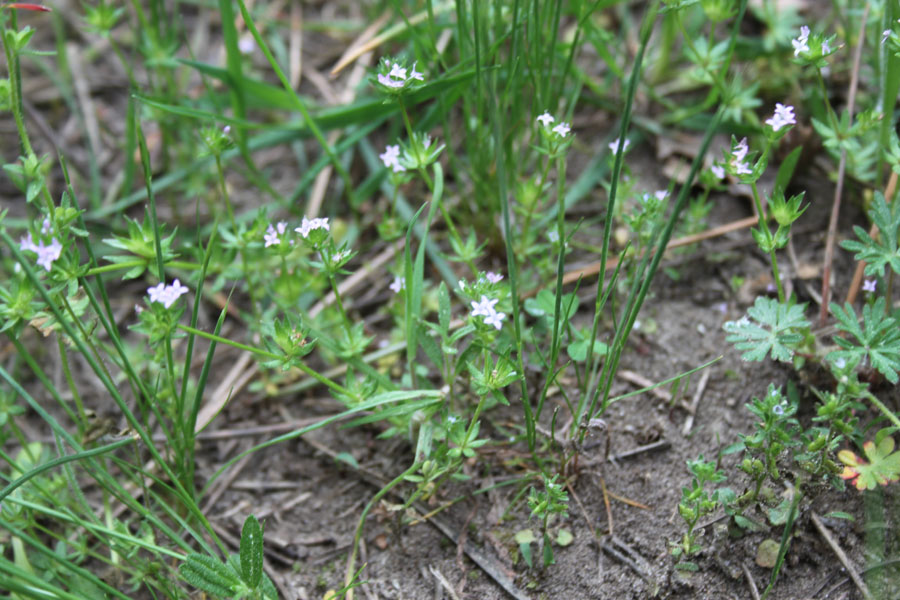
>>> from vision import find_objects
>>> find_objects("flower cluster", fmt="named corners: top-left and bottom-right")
top-left (470, 294), bottom-right (505, 330)
top-left (295, 217), bottom-right (330, 239)
top-left (19, 219), bottom-right (62, 272)
top-left (535, 112), bottom-right (572, 139)
top-left (374, 58), bottom-right (424, 94)
top-left (147, 279), bottom-right (189, 309)
top-left (765, 103), bottom-right (796, 132)
top-left (792, 26), bottom-right (810, 56)
top-left (729, 137), bottom-right (752, 176)
top-left (264, 221), bottom-right (288, 247)
top-left (379, 144), bottom-right (405, 173)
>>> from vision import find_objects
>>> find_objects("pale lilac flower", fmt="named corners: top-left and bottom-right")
top-left (710, 164), bottom-right (725, 180)
top-left (765, 103), bottom-right (796, 132)
top-left (731, 137), bottom-right (752, 175)
top-left (408, 64), bottom-right (424, 81)
top-left (834, 357), bottom-right (846, 369)
top-left (377, 73), bottom-right (405, 88)
top-left (654, 190), bottom-right (668, 201)
top-left (552, 122), bottom-right (571, 137)
top-left (863, 279), bottom-right (877, 293)
top-left (389, 276), bottom-right (405, 293)
top-left (19, 232), bottom-right (37, 253)
top-left (40, 218), bottom-right (51, 235)
top-left (547, 230), bottom-right (560, 243)
top-left (223, 125), bottom-right (231, 135)
top-left (536, 112), bottom-right (555, 127)
top-left (264, 221), bottom-right (288, 247)
top-left (772, 404), bottom-right (785, 416)
top-left (388, 63), bottom-right (407, 80)
top-left (238, 34), bottom-right (255, 55)
top-left (35, 238), bottom-right (62, 271)
top-left (792, 26), bottom-right (810, 56)
top-left (484, 310), bottom-right (506, 330)
top-left (295, 217), bottom-right (330, 239)
top-left (883, 30), bottom-right (892, 45)
top-left (608, 137), bottom-right (630, 154)
top-left (485, 271), bottom-right (503, 284)
top-left (147, 279), bottom-right (189, 309)
top-left (379, 144), bottom-right (405, 173)
top-left (821, 40), bottom-right (831, 54)
top-left (470, 295), bottom-right (498, 318)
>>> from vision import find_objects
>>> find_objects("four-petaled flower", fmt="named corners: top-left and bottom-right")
top-left (552, 122), bottom-right (571, 138)
top-left (147, 279), bottom-right (189, 309)
top-left (710, 164), bottom-right (725, 180)
top-left (295, 216), bottom-right (330, 239)
top-left (264, 221), bottom-right (288, 247)
top-left (379, 144), bottom-right (406, 173)
top-left (792, 25), bottom-right (810, 57)
top-left (821, 40), bottom-right (831, 54)
top-left (536, 112), bottom-right (555, 127)
top-left (485, 271), bottom-right (503, 284)
top-left (20, 232), bottom-right (62, 272)
top-left (470, 295), bottom-right (498, 318)
top-left (765, 103), bottom-right (796, 132)
top-left (484, 310), bottom-right (506, 330)
top-left (389, 276), bottom-right (405, 293)
top-left (863, 279), bottom-right (877, 293)
top-left (377, 61), bottom-right (425, 89)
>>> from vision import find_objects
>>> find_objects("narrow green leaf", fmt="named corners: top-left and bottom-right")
top-left (240, 515), bottom-right (263, 588)
top-left (180, 554), bottom-right (240, 597)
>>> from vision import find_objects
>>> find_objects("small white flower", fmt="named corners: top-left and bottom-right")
top-left (379, 144), bottom-right (406, 173)
top-left (654, 190), bottom-right (668, 201)
top-left (40, 218), bottom-right (51, 235)
top-left (834, 357), bottom-right (847, 369)
top-left (772, 404), bottom-right (785, 416)
top-left (608, 137), bottom-right (630, 154)
top-left (389, 276), bottom-right (405, 293)
top-left (552, 122), bottom-right (571, 137)
top-left (731, 137), bottom-right (752, 175)
top-left (483, 310), bottom-right (506, 330)
top-left (883, 30), bottom-right (892, 45)
top-left (295, 216), bottom-right (330, 239)
top-left (147, 282), bottom-right (167, 304)
top-left (408, 63), bottom-right (424, 81)
top-left (711, 164), bottom-right (725, 180)
top-left (765, 103), bottom-right (796, 132)
top-left (485, 271), bottom-right (503, 284)
top-left (264, 221), bottom-right (288, 247)
top-left (536, 112), bottom-right (555, 127)
top-left (821, 40), bottom-right (830, 54)
top-left (470, 295), bottom-right (498, 318)
top-left (147, 279), bottom-right (189, 309)
top-left (388, 63), bottom-right (407, 80)
top-left (792, 25), bottom-right (810, 56)
top-left (547, 230), bottom-right (560, 243)
top-left (863, 279), bottom-right (877, 293)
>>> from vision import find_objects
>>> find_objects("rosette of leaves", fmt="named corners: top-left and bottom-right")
top-left (102, 209), bottom-right (178, 279)
top-left (260, 317), bottom-right (316, 371)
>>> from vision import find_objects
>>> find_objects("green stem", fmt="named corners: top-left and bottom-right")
top-left (750, 181), bottom-right (785, 303)
top-left (85, 260), bottom-right (202, 276)
top-left (57, 336), bottom-right (86, 436)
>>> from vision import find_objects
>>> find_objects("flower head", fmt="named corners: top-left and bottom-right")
top-left (470, 295), bottom-right (499, 318)
top-left (863, 279), bottom-right (877, 293)
top-left (485, 271), bottom-right (503, 284)
top-left (379, 144), bottom-right (406, 173)
top-left (792, 25), bottom-right (810, 56)
top-left (483, 309), bottom-right (506, 330)
top-left (730, 137), bottom-right (752, 175)
top-left (765, 103), bottom-right (796, 132)
top-left (552, 122), bottom-right (571, 138)
top-left (710, 164), bottom-right (725, 180)
top-left (147, 279), bottom-right (189, 309)
top-left (536, 112), bottom-right (555, 127)
top-left (295, 217), bottom-right (330, 239)
top-left (20, 232), bottom-right (62, 272)
top-left (375, 59), bottom-right (426, 92)
top-left (264, 221), bottom-right (288, 247)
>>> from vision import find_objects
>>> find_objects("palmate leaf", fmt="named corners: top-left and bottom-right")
top-left (828, 298), bottom-right (900, 383)
top-left (723, 297), bottom-right (809, 362)
top-left (840, 192), bottom-right (900, 278)
top-left (839, 437), bottom-right (900, 490)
